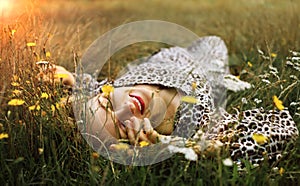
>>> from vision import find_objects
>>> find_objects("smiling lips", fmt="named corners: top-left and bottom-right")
top-left (129, 94), bottom-right (145, 115)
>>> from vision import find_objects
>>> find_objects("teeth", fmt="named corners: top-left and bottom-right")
top-left (131, 96), bottom-right (142, 112)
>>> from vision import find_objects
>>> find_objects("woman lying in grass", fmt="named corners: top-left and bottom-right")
top-left (39, 36), bottom-right (298, 165)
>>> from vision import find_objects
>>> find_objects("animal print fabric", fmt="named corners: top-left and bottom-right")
top-left (81, 36), bottom-right (299, 164)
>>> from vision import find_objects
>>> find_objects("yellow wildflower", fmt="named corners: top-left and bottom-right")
top-left (111, 143), bottom-right (129, 150)
top-left (46, 51), bottom-right (51, 58)
top-left (252, 133), bottom-right (269, 145)
top-left (11, 29), bottom-right (16, 36)
top-left (26, 42), bottom-right (36, 47)
top-left (181, 96), bottom-right (198, 104)
top-left (271, 53), bottom-right (277, 58)
top-left (12, 75), bottom-right (20, 81)
top-left (41, 92), bottom-right (49, 99)
top-left (101, 84), bottom-right (114, 97)
top-left (273, 96), bottom-right (284, 110)
top-left (279, 167), bottom-right (285, 176)
top-left (38, 148), bottom-right (44, 155)
top-left (8, 99), bottom-right (25, 106)
top-left (12, 89), bottom-right (22, 95)
top-left (41, 111), bottom-right (47, 117)
top-left (247, 61), bottom-right (253, 68)
top-left (28, 105), bottom-right (41, 111)
top-left (0, 133), bottom-right (9, 140)
top-left (191, 82), bottom-right (197, 90)
top-left (139, 141), bottom-right (150, 147)
top-left (11, 82), bottom-right (20, 87)
top-left (51, 103), bottom-right (61, 112)
top-left (54, 73), bottom-right (69, 79)
top-left (92, 152), bottom-right (99, 159)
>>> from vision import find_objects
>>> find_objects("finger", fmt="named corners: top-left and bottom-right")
top-left (130, 117), bottom-right (143, 132)
top-left (143, 118), bottom-right (153, 135)
top-left (126, 123), bottom-right (138, 145)
top-left (118, 123), bottom-right (128, 139)
top-left (148, 130), bottom-right (161, 143)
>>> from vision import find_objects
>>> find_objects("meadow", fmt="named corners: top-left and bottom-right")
top-left (0, 0), bottom-right (300, 185)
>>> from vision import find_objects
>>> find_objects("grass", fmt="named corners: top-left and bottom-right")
top-left (0, 0), bottom-right (300, 185)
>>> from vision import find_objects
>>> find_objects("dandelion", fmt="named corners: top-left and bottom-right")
top-left (247, 61), bottom-right (253, 67)
top-left (54, 73), bottom-right (69, 79)
top-left (191, 82), bottom-right (197, 90)
top-left (26, 42), bottom-right (36, 47)
top-left (101, 84), bottom-right (114, 97)
top-left (38, 148), bottom-right (44, 155)
top-left (0, 133), bottom-right (9, 140)
top-left (273, 96), bottom-right (284, 110)
top-left (12, 75), bottom-right (20, 81)
top-left (181, 96), bottom-right (198, 104)
top-left (11, 29), bottom-right (16, 36)
top-left (252, 133), bottom-right (269, 145)
top-left (28, 104), bottom-right (41, 111)
top-left (51, 104), bottom-right (56, 112)
top-left (41, 92), bottom-right (49, 99)
top-left (12, 89), bottom-right (22, 96)
top-left (271, 53), bottom-right (277, 58)
top-left (139, 141), bottom-right (150, 147)
top-left (41, 111), bottom-right (47, 117)
top-left (222, 158), bottom-right (233, 166)
top-left (110, 143), bottom-right (130, 150)
top-left (8, 99), bottom-right (25, 106)
top-left (92, 152), bottom-right (99, 159)
top-left (11, 82), bottom-right (20, 87)
top-left (46, 51), bottom-right (51, 58)
top-left (279, 167), bottom-right (285, 176)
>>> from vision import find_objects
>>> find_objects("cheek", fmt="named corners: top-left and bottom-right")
top-left (86, 97), bottom-right (119, 139)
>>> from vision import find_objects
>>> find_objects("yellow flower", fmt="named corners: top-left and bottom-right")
top-left (8, 99), bottom-right (25, 106)
top-left (111, 143), bottom-right (129, 150)
top-left (101, 84), bottom-right (114, 97)
top-left (279, 167), bottom-right (285, 176)
top-left (54, 73), bottom-right (69, 79)
top-left (50, 103), bottom-right (62, 112)
top-left (191, 82), bottom-right (197, 90)
top-left (11, 82), bottom-right (20, 87)
top-left (26, 42), bottom-right (36, 47)
top-left (38, 148), bottom-right (44, 155)
top-left (181, 96), bottom-right (198, 104)
top-left (0, 133), bottom-right (9, 140)
top-left (12, 89), bottom-right (22, 95)
top-left (139, 141), bottom-right (150, 147)
top-left (12, 75), bottom-right (20, 81)
top-left (273, 95), bottom-right (284, 110)
top-left (247, 61), bottom-right (253, 68)
top-left (252, 133), bottom-right (269, 145)
top-left (11, 29), bottom-right (16, 36)
top-left (271, 53), bottom-right (277, 58)
top-left (46, 51), bottom-right (51, 58)
top-left (28, 105), bottom-right (41, 111)
top-left (41, 92), bottom-right (49, 99)
top-left (92, 152), bottom-right (99, 159)
top-left (41, 111), bottom-right (47, 117)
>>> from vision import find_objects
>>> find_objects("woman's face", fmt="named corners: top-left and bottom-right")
top-left (91, 84), bottom-right (181, 139)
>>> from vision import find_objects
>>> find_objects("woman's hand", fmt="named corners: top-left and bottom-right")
top-left (37, 63), bottom-right (75, 86)
top-left (121, 117), bottom-right (161, 145)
